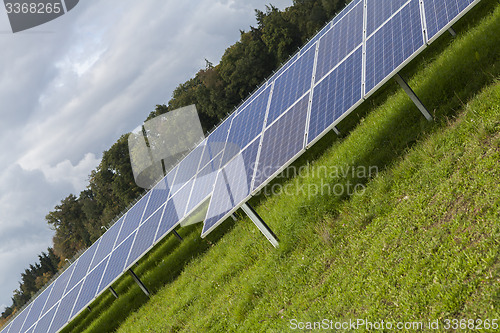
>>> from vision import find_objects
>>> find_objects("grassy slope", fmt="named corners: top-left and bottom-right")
top-left (65, 1), bottom-right (499, 332)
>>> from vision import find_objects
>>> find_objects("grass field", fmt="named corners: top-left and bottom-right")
top-left (62, 1), bottom-right (499, 332)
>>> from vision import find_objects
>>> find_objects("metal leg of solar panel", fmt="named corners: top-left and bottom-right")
top-left (128, 269), bottom-right (150, 297)
top-left (448, 27), bottom-right (457, 37)
top-left (173, 230), bottom-right (183, 241)
top-left (109, 286), bottom-right (119, 299)
top-left (394, 73), bottom-right (433, 121)
top-left (241, 203), bottom-right (279, 248)
top-left (332, 126), bottom-right (341, 136)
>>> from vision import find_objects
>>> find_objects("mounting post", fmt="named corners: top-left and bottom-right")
top-left (448, 27), bottom-right (457, 37)
top-left (241, 203), bottom-right (279, 248)
top-left (395, 73), bottom-right (433, 121)
top-left (87, 306), bottom-right (92, 312)
top-left (173, 230), bottom-right (183, 241)
top-left (109, 286), bottom-right (119, 299)
top-left (332, 126), bottom-right (341, 136)
top-left (128, 269), bottom-right (150, 297)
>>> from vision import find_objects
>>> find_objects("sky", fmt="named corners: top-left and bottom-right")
top-left (0, 0), bottom-right (293, 313)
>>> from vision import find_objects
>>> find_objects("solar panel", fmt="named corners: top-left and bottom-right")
top-left (203, 113), bottom-right (235, 161)
top-left (172, 178), bottom-right (195, 219)
top-left (142, 178), bottom-right (170, 221)
top-left (268, 53), bottom-right (299, 84)
top-left (423, 0), bottom-right (476, 40)
top-left (202, 138), bottom-right (260, 236)
top-left (70, 258), bottom-right (109, 320)
top-left (7, 303), bottom-right (31, 333)
top-left (170, 145), bottom-right (205, 194)
top-left (66, 239), bottom-right (100, 294)
top-left (185, 157), bottom-right (220, 215)
top-left (221, 85), bottom-right (272, 166)
top-left (366, 0), bottom-right (409, 36)
top-left (98, 232), bottom-right (136, 292)
top-left (126, 206), bottom-right (165, 268)
top-left (315, 0), bottom-right (363, 82)
top-left (266, 46), bottom-right (315, 124)
top-left (19, 284), bottom-right (54, 332)
top-left (365, 0), bottom-right (424, 95)
top-left (41, 264), bottom-right (75, 316)
top-left (154, 199), bottom-right (181, 242)
top-left (115, 193), bottom-right (150, 245)
top-left (32, 305), bottom-right (56, 333)
top-left (48, 281), bottom-right (82, 333)
top-left (308, 47), bottom-right (363, 145)
top-left (253, 93), bottom-right (310, 191)
top-left (90, 215), bottom-right (124, 269)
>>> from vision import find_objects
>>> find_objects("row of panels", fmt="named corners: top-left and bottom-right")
top-left (2, 0), bottom-right (479, 332)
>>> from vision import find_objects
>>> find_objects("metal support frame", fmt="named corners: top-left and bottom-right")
top-left (332, 126), bottom-right (341, 136)
top-left (448, 27), bottom-right (457, 37)
top-left (395, 73), bottom-right (433, 121)
top-left (241, 203), bottom-right (279, 248)
top-left (128, 269), bottom-right (150, 297)
top-left (173, 230), bottom-right (183, 241)
top-left (109, 286), bottom-right (119, 299)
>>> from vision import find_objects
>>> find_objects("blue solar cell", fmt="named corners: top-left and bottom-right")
top-left (90, 216), bottom-right (124, 270)
top-left (366, 0), bottom-right (409, 36)
top-left (170, 144), bottom-right (205, 194)
top-left (365, 0), bottom-right (424, 94)
top-left (126, 206), bottom-right (165, 268)
top-left (98, 232), bottom-right (136, 291)
top-left (302, 22), bottom-right (331, 54)
top-left (331, 0), bottom-right (360, 26)
top-left (32, 305), bottom-right (56, 333)
top-left (115, 193), bottom-right (150, 246)
top-left (423, 0), bottom-right (475, 39)
top-left (268, 53), bottom-right (299, 84)
top-left (202, 139), bottom-right (260, 236)
top-left (185, 159), bottom-right (219, 215)
top-left (308, 47), bottom-right (363, 144)
top-left (7, 302), bottom-right (31, 333)
top-left (316, 0), bottom-right (363, 81)
top-left (253, 94), bottom-right (310, 191)
top-left (154, 199), bottom-right (181, 242)
top-left (267, 46), bottom-right (315, 124)
top-left (222, 85), bottom-right (271, 166)
top-left (204, 113), bottom-right (235, 161)
top-left (236, 83), bottom-right (269, 115)
top-left (70, 258), bottom-right (108, 319)
top-left (171, 178), bottom-right (194, 220)
top-left (41, 264), bottom-right (75, 315)
top-left (23, 326), bottom-right (33, 333)
top-left (48, 281), bottom-right (82, 333)
top-left (142, 177), bottom-right (170, 220)
top-left (66, 239), bottom-right (100, 293)
top-left (19, 284), bottom-right (54, 332)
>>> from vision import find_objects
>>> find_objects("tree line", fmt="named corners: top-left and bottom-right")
top-left (1, 0), bottom-right (348, 324)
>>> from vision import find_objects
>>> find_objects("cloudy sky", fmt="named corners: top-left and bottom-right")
top-left (0, 0), bottom-right (292, 313)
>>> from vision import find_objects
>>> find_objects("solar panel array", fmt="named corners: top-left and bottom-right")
top-left (3, 0), bottom-right (481, 332)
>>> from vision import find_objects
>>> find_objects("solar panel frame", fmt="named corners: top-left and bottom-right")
top-left (114, 192), bottom-right (150, 246)
top-left (19, 284), bottom-right (54, 333)
top-left (201, 137), bottom-right (262, 237)
top-left (364, 0), bottom-right (427, 97)
top-left (125, 205), bottom-right (166, 270)
top-left (307, 46), bottom-right (364, 146)
top-left (423, 0), bottom-right (480, 43)
top-left (252, 93), bottom-right (311, 193)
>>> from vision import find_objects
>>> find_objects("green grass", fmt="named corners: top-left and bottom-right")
top-left (63, 1), bottom-right (500, 332)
